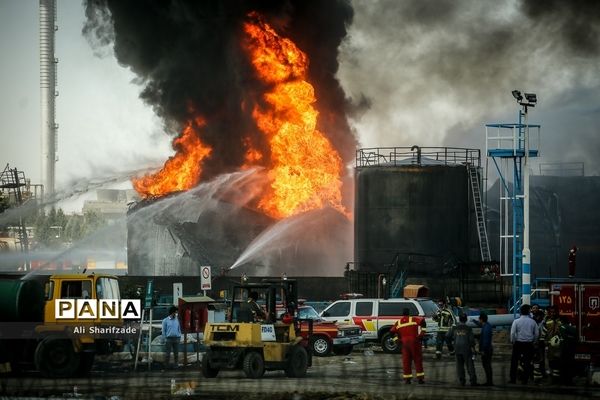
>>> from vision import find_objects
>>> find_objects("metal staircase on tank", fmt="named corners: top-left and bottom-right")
top-left (390, 270), bottom-right (406, 298)
top-left (468, 165), bottom-right (491, 262)
top-left (387, 253), bottom-right (406, 298)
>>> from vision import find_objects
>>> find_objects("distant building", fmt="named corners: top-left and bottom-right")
top-left (82, 189), bottom-right (139, 221)
top-left (486, 174), bottom-right (600, 279)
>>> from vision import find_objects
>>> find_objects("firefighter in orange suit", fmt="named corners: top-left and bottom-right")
top-left (390, 308), bottom-right (427, 384)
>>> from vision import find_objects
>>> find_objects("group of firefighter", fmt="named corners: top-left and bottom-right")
top-left (390, 300), bottom-right (578, 386)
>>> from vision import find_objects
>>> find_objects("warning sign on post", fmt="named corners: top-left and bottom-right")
top-left (201, 266), bottom-right (212, 290)
top-left (173, 283), bottom-right (182, 306)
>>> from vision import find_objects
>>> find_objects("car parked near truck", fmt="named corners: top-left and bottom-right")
top-left (297, 305), bottom-right (363, 356)
top-left (277, 304), bottom-right (364, 356)
top-left (320, 298), bottom-right (439, 353)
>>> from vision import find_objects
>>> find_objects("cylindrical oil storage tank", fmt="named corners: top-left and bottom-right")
top-left (0, 279), bottom-right (45, 322)
top-left (354, 146), bottom-right (482, 276)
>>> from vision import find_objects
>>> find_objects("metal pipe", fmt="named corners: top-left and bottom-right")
top-left (410, 145), bottom-right (421, 165)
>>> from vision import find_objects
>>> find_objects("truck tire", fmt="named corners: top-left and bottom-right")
top-left (285, 345), bottom-right (308, 378)
top-left (201, 352), bottom-right (219, 378)
top-left (310, 336), bottom-right (331, 356)
top-left (34, 338), bottom-right (80, 378)
top-left (242, 351), bottom-right (264, 379)
top-left (333, 345), bottom-right (353, 356)
top-left (381, 332), bottom-right (401, 354)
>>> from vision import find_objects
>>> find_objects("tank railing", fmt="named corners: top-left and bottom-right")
top-left (356, 147), bottom-right (480, 168)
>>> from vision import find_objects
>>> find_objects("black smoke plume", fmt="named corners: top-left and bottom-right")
top-left (83, 0), bottom-right (356, 185)
top-left (520, 0), bottom-right (600, 57)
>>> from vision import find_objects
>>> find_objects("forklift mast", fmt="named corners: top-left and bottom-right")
top-left (229, 279), bottom-right (299, 323)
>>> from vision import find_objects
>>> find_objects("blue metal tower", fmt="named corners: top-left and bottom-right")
top-left (486, 91), bottom-right (541, 314)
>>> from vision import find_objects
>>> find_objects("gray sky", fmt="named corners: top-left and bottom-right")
top-left (1, 0), bottom-right (598, 201)
top-left (0, 0), bottom-right (169, 190)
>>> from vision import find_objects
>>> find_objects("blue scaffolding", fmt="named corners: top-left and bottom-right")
top-left (486, 109), bottom-right (541, 314)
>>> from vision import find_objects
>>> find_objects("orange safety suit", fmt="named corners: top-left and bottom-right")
top-left (390, 315), bottom-right (427, 382)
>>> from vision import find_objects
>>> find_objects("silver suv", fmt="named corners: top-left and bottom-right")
top-left (320, 298), bottom-right (439, 353)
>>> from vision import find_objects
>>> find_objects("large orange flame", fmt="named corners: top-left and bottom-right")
top-left (132, 12), bottom-right (346, 220)
top-left (243, 13), bottom-right (346, 219)
top-left (132, 118), bottom-right (212, 197)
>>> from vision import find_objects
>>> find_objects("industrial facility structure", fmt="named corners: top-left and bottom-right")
top-left (40, 0), bottom-right (58, 197)
top-left (353, 146), bottom-right (486, 272)
top-left (350, 146), bottom-right (492, 300)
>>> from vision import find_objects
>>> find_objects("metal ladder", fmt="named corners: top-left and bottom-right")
top-left (390, 269), bottom-right (405, 298)
top-left (386, 253), bottom-right (406, 298)
top-left (468, 165), bottom-right (491, 262)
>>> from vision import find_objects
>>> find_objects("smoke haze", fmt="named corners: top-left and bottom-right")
top-left (339, 0), bottom-right (600, 175)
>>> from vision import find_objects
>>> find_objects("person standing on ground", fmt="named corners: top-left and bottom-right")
top-left (162, 306), bottom-right (182, 369)
top-left (478, 312), bottom-right (493, 386)
top-left (568, 245), bottom-right (577, 278)
top-left (544, 306), bottom-right (562, 381)
top-left (433, 300), bottom-right (455, 359)
top-left (448, 313), bottom-right (477, 386)
top-left (509, 304), bottom-right (539, 384)
top-left (532, 310), bottom-right (547, 383)
top-left (390, 308), bottom-right (427, 384)
top-left (559, 316), bottom-right (577, 385)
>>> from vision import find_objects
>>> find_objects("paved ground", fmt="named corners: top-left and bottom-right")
top-left (1, 346), bottom-right (597, 400)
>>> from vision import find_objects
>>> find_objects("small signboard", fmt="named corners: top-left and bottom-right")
top-left (144, 279), bottom-right (154, 309)
top-left (260, 324), bottom-right (276, 342)
top-left (201, 266), bottom-right (212, 290)
top-left (173, 283), bottom-right (183, 305)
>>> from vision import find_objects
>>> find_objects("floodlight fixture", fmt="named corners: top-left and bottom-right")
top-left (512, 90), bottom-right (523, 102)
top-left (512, 89), bottom-right (537, 110)
top-left (524, 93), bottom-right (537, 104)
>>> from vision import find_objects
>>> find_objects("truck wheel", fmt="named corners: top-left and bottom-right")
top-left (333, 345), bottom-right (353, 356)
top-left (285, 345), bottom-right (308, 378)
top-left (381, 332), bottom-right (401, 354)
top-left (34, 338), bottom-right (80, 378)
top-left (310, 336), bottom-right (331, 356)
top-left (242, 352), bottom-right (264, 379)
top-left (201, 352), bottom-right (219, 378)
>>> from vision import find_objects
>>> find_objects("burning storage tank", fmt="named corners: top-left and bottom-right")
top-left (126, 169), bottom-right (353, 277)
top-left (354, 146), bottom-right (483, 276)
top-left (126, 175), bottom-right (274, 276)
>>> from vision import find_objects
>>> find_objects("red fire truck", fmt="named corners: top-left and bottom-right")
top-left (549, 280), bottom-right (600, 375)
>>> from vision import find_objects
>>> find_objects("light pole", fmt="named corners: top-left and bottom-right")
top-left (512, 90), bottom-right (537, 307)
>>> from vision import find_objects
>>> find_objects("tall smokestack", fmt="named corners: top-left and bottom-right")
top-left (40, 0), bottom-right (58, 196)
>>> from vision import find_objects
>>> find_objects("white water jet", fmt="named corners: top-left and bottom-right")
top-left (229, 206), bottom-right (352, 275)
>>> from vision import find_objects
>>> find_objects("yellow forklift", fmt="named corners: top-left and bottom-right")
top-left (202, 279), bottom-right (312, 378)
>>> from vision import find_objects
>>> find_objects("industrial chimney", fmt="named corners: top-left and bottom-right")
top-left (40, 0), bottom-right (57, 196)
